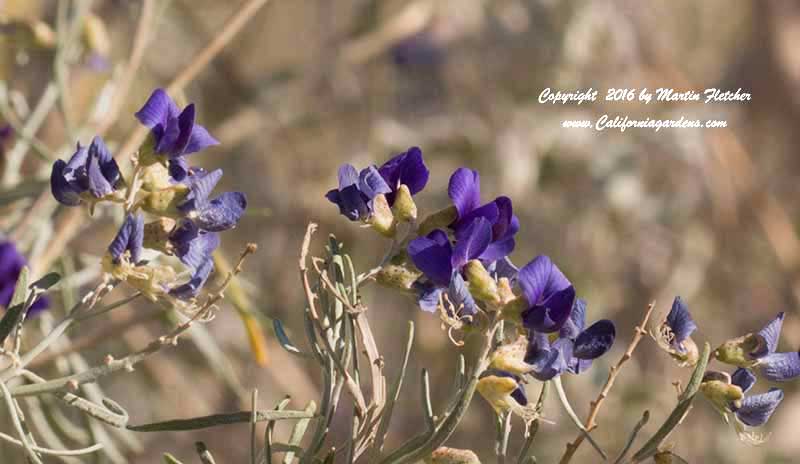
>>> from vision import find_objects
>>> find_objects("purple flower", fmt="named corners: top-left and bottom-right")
top-left (518, 255), bottom-right (576, 333)
top-left (51, 136), bottom-right (123, 206)
top-left (170, 257), bottom-right (214, 300)
top-left (177, 169), bottom-right (247, 232)
top-left (665, 297), bottom-right (697, 354)
top-left (327, 148), bottom-right (429, 221)
top-left (135, 89), bottom-right (219, 181)
top-left (447, 168), bottom-right (519, 263)
top-left (108, 213), bottom-right (144, 264)
top-left (407, 218), bottom-right (492, 315)
top-left (730, 368), bottom-right (784, 427)
top-left (478, 369), bottom-right (528, 406)
top-left (524, 298), bottom-right (615, 380)
top-left (0, 241), bottom-right (48, 316)
top-left (716, 312), bottom-right (800, 382)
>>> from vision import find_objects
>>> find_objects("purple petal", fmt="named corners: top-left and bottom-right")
top-left (90, 136), bottom-right (121, 187)
top-left (573, 320), bottom-right (615, 359)
top-left (450, 217), bottom-right (492, 271)
top-left (328, 185), bottom-right (369, 221)
top-left (183, 124), bottom-right (219, 155)
top-left (170, 258), bottom-right (214, 300)
top-left (407, 230), bottom-right (453, 287)
top-left (378, 146), bottom-right (430, 203)
top-left (155, 115), bottom-right (181, 155)
top-left (195, 192), bottom-right (247, 232)
top-left (108, 213), bottom-right (144, 263)
top-left (759, 351), bottom-right (800, 382)
top-left (526, 334), bottom-right (571, 381)
top-left (491, 197), bottom-right (514, 239)
top-left (489, 257), bottom-right (518, 283)
top-left (172, 104), bottom-right (196, 156)
top-left (518, 255), bottom-right (572, 307)
top-left (50, 160), bottom-right (82, 206)
top-left (511, 385), bottom-right (528, 406)
top-left (169, 156), bottom-right (190, 182)
top-left (666, 296), bottom-right (696, 347)
top-left (414, 281), bottom-right (444, 313)
top-left (135, 89), bottom-right (179, 128)
top-left (448, 168), bottom-right (481, 219)
top-left (86, 152), bottom-right (114, 198)
top-left (521, 286), bottom-right (576, 333)
top-left (753, 312), bottom-right (784, 358)
top-left (560, 298), bottom-right (587, 340)
top-left (180, 169), bottom-right (223, 212)
top-left (447, 272), bottom-right (477, 317)
top-left (338, 164), bottom-right (359, 189)
top-left (735, 388), bottom-right (784, 427)
top-left (358, 166), bottom-right (392, 200)
top-left (731, 368), bottom-right (756, 394)
top-left (479, 236), bottom-right (516, 265)
top-left (453, 202), bottom-right (499, 237)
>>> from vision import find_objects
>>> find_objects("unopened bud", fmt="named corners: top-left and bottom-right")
top-left (464, 260), bottom-right (500, 305)
top-left (143, 218), bottom-right (176, 252)
top-left (700, 379), bottom-right (743, 413)
top-left (369, 194), bottom-right (397, 238)
top-left (500, 296), bottom-right (529, 324)
top-left (497, 277), bottom-right (515, 304)
top-left (426, 447), bottom-right (481, 464)
top-left (392, 184), bottom-right (417, 222)
top-left (713, 334), bottom-right (760, 368)
top-left (418, 206), bottom-right (458, 236)
top-left (375, 263), bottom-right (421, 292)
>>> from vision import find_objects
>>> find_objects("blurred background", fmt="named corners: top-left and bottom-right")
top-left (2, 0), bottom-right (800, 462)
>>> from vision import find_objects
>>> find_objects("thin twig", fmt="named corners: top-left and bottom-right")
top-left (558, 301), bottom-right (656, 464)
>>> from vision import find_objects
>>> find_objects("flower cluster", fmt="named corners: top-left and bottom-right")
top-left (327, 150), bottom-right (616, 419)
top-left (50, 89), bottom-right (246, 304)
top-left (655, 298), bottom-right (799, 442)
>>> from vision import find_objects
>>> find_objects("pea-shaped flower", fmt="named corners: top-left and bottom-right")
top-left (135, 89), bottom-right (219, 181)
top-left (166, 220), bottom-right (219, 300)
top-left (51, 136), bottom-right (124, 207)
top-left (714, 312), bottom-right (800, 382)
top-left (516, 255), bottom-right (576, 333)
top-left (652, 296), bottom-right (699, 367)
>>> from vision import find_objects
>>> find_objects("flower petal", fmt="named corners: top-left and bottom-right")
top-left (480, 236), bottom-right (516, 263)
top-left (451, 217), bottom-right (492, 271)
top-left (338, 164), bottom-right (359, 189)
top-left (735, 388), bottom-right (784, 427)
top-left (453, 201), bottom-right (499, 236)
top-left (753, 312), bottom-right (784, 358)
top-left (414, 280), bottom-right (443, 313)
top-left (86, 151), bottom-right (114, 198)
top-left (489, 257), bottom-right (518, 283)
top-left (50, 160), bottom-right (82, 206)
top-left (358, 166), bottom-right (391, 200)
top-left (447, 168), bottom-right (481, 219)
top-left (180, 169), bottom-right (223, 212)
top-left (560, 298), bottom-right (587, 340)
top-left (195, 191), bottom-right (247, 232)
top-left (518, 255), bottom-right (572, 307)
top-left (170, 258), bottom-right (214, 300)
top-left (447, 272), bottom-right (477, 317)
top-left (169, 156), bottom-right (190, 182)
top-left (378, 146), bottom-right (430, 202)
top-left (183, 124), bottom-right (219, 155)
top-left (407, 230), bottom-right (453, 287)
top-left (521, 285), bottom-right (576, 333)
top-left (573, 319), bottom-right (615, 359)
top-left (90, 136), bottom-right (121, 187)
top-left (172, 103), bottom-right (196, 156)
top-left (108, 213), bottom-right (144, 263)
top-left (666, 296), bottom-right (696, 346)
top-left (731, 368), bottom-right (757, 394)
top-left (526, 334), bottom-right (571, 381)
top-left (135, 88), bottom-right (179, 128)
top-left (758, 351), bottom-right (800, 382)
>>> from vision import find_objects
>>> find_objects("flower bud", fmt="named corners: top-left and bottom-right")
top-left (425, 447), bottom-right (481, 464)
top-left (369, 194), bottom-right (396, 237)
top-left (392, 184), bottom-right (418, 222)
top-left (464, 260), bottom-right (500, 306)
top-left (141, 186), bottom-right (189, 218)
top-left (700, 379), bottom-right (743, 413)
top-left (418, 205), bottom-right (458, 236)
top-left (139, 157), bottom-right (172, 191)
top-left (375, 263), bottom-right (421, 292)
top-left (497, 277), bottom-right (515, 304)
top-left (490, 336), bottom-right (532, 375)
top-left (671, 336), bottom-right (700, 367)
top-left (500, 296), bottom-right (528, 324)
top-left (713, 334), bottom-right (761, 368)
top-left (143, 218), bottom-right (176, 253)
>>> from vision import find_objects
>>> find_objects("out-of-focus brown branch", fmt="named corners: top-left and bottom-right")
top-left (558, 301), bottom-right (656, 464)
top-left (95, 0), bottom-right (156, 136)
top-left (115, 0), bottom-right (273, 163)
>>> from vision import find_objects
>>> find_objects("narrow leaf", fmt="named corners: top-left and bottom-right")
top-left (0, 266), bottom-right (29, 345)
